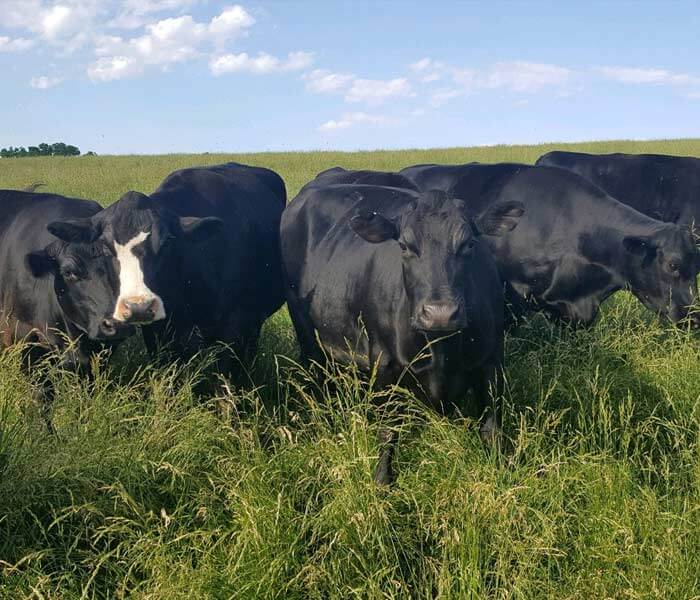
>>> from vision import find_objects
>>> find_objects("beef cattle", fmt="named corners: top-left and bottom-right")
top-left (400, 163), bottom-right (700, 327)
top-left (54, 162), bottom-right (287, 372)
top-left (281, 183), bottom-right (523, 484)
top-left (536, 151), bottom-right (700, 231)
top-left (310, 167), bottom-right (419, 191)
top-left (0, 190), bottom-right (137, 427)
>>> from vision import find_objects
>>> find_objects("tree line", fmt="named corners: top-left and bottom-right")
top-left (0, 143), bottom-right (88, 158)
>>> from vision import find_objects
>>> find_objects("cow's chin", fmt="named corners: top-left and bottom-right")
top-left (79, 320), bottom-right (136, 342)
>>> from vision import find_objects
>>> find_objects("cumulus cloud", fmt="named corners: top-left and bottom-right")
top-left (305, 70), bottom-right (413, 105)
top-left (0, 36), bottom-right (35, 52)
top-left (30, 75), bottom-right (63, 89)
top-left (319, 111), bottom-right (392, 132)
top-left (345, 78), bottom-right (413, 105)
top-left (2, 0), bottom-right (106, 51)
top-left (110, 0), bottom-right (201, 29)
top-left (303, 69), bottom-right (355, 93)
top-left (88, 6), bottom-right (258, 81)
top-left (210, 50), bottom-right (313, 75)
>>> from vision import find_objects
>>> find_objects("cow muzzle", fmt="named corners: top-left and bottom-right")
top-left (99, 318), bottom-right (135, 340)
top-left (115, 296), bottom-right (164, 324)
top-left (414, 302), bottom-right (466, 332)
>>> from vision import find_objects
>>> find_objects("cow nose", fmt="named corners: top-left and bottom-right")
top-left (101, 318), bottom-right (117, 336)
top-left (119, 297), bottom-right (158, 324)
top-left (416, 302), bottom-right (463, 331)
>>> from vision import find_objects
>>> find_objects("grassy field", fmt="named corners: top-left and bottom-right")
top-left (0, 139), bottom-right (699, 599)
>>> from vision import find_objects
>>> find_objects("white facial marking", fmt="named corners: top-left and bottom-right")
top-left (112, 231), bottom-right (166, 322)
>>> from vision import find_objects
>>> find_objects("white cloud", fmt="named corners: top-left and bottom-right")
top-left (88, 6), bottom-right (257, 81)
top-left (303, 69), bottom-right (355, 93)
top-left (597, 66), bottom-right (700, 86)
top-left (1, 0), bottom-right (45, 29)
top-left (345, 78), bottom-right (413, 105)
top-left (482, 61), bottom-right (571, 92)
top-left (409, 57), bottom-right (448, 82)
top-left (430, 87), bottom-right (465, 107)
top-left (210, 50), bottom-right (313, 75)
top-left (41, 5), bottom-right (73, 39)
top-left (209, 5), bottom-right (256, 37)
top-left (30, 75), bottom-right (63, 89)
top-left (304, 70), bottom-right (413, 106)
top-left (0, 36), bottom-right (35, 52)
top-left (408, 57), bottom-right (573, 106)
top-left (88, 55), bottom-right (142, 81)
top-left (319, 111), bottom-right (392, 133)
top-left (2, 0), bottom-right (105, 51)
top-left (110, 0), bottom-right (201, 29)
top-left (409, 57), bottom-right (432, 72)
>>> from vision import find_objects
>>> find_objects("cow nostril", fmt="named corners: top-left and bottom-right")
top-left (102, 318), bottom-right (116, 334)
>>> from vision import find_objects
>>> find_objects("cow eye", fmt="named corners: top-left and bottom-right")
top-left (669, 262), bottom-right (681, 274)
top-left (61, 269), bottom-right (81, 283)
top-left (132, 244), bottom-right (147, 258)
top-left (457, 239), bottom-right (476, 255)
top-left (398, 241), bottom-right (418, 256)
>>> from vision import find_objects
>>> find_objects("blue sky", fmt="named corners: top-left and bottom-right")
top-left (1, 0), bottom-right (700, 154)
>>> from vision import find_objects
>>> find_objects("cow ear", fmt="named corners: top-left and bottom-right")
top-left (623, 236), bottom-right (658, 264)
top-left (48, 218), bottom-right (98, 243)
top-left (177, 216), bottom-right (223, 242)
top-left (350, 210), bottom-right (399, 243)
top-left (26, 248), bottom-right (55, 278)
top-left (476, 201), bottom-right (524, 236)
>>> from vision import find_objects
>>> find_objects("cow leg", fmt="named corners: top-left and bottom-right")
top-left (32, 377), bottom-right (56, 434)
top-left (285, 287), bottom-right (322, 367)
top-left (472, 358), bottom-right (503, 445)
top-left (374, 428), bottom-right (397, 486)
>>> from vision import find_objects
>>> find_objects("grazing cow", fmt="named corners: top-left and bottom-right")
top-left (400, 163), bottom-right (700, 327)
top-left (281, 184), bottom-right (523, 484)
top-left (310, 167), bottom-right (419, 191)
top-left (0, 190), bottom-right (136, 427)
top-left (53, 163), bottom-right (287, 372)
top-left (536, 151), bottom-right (700, 231)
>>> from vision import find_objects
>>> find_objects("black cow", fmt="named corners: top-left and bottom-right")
top-left (47, 163), bottom-right (287, 372)
top-left (0, 190), bottom-right (136, 427)
top-left (536, 151), bottom-right (700, 231)
top-left (400, 163), bottom-right (700, 327)
top-left (281, 184), bottom-right (523, 484)
top-left (310, 167), bottom-right (419, 191)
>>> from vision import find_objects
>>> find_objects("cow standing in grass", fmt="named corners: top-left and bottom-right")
top-left (57, 163), bottom-right (287, 377)
top-left (0, 190), bottom-right (137, 428)
top-left (281, 184), bottom-right (523, 484)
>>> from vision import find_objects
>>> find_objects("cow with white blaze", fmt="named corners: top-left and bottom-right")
top-left (54, 162), bottom-right (287, 372)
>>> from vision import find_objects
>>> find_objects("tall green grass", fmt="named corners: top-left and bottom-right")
top-left (0, 140), bottom-right (699, 598)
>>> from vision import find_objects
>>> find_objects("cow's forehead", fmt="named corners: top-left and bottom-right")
top-left (102, 210), bottom-right (157, 245)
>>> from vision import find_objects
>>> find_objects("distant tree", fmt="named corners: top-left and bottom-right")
top-left (85, 151), bottom-right (97, 156)
top-left (0, 142), bottom-right (81, 157)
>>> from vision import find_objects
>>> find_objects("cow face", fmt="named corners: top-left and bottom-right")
top-left (31, 191), bottom-right (222, 332)
top-left (623, 225), bottom-right (700, 327)
top-left (27, 239), bottom-right (134, 340)
top-left (350, 190), bottom-right (523, 333)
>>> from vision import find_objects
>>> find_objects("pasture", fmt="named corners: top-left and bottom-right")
top-left (1, 139), bottom-right (699, 599)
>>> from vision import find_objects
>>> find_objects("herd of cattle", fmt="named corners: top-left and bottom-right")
top-left (0, 151), bottom-right (698, 483)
